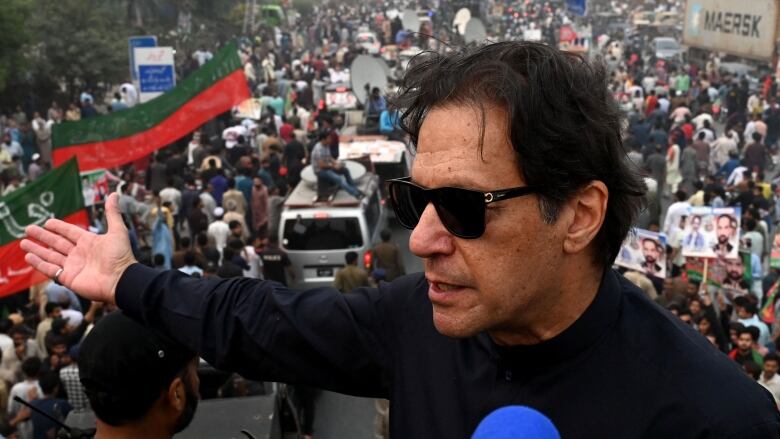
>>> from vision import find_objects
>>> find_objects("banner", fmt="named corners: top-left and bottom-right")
top-left (681, 206), bottom-right (741, 259)
top-left (685, 251), bottom-right (752, 294)
top-left (0, 158), bottom-right (88, 296)
top-left (615, 229), bottom-right (667, 278)
top-left (52, 41), bottom-right (251, 172)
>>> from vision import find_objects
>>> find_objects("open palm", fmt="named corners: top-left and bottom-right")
top-left (20, 193), bottom-right (137, 304)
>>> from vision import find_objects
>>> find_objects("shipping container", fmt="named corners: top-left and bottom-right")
top-left (682, 0), bottom-right (780, 62)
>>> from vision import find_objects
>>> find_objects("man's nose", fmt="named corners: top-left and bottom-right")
top-left (408, 203), bottom-right (456, 258)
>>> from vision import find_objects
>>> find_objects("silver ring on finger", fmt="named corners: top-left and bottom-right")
top-left (53, 268), bottom-right (64, 286)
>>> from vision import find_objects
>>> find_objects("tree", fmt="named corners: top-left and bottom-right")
top-left (30, 0), bottom-right (129, 100)
top-left (0, 0), bottom-right (33, 93)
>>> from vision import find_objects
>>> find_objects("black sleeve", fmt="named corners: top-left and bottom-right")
top-left (116, 263), bottom-right (407, 397)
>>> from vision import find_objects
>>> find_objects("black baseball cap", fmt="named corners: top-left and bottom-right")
top-left (78, 311), bottom-right (195, 415)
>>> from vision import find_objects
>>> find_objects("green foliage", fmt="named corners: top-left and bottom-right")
top-left (0, 0), bottom-right (33, 92)
top-left (0, 0), bottom-right (245, 108)
top-left (32, 0), bottom-right (129, 91)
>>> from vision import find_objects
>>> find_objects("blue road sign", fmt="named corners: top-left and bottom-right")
top-left (138, 65), bottom-right (175, 93)
top-left (566, 0), bottom-right (587, 16)
top-left (128, 36), bottom-right (157, 81)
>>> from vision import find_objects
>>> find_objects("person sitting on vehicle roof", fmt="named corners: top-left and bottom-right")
top-left (311, 131), bottom-right (364, 200)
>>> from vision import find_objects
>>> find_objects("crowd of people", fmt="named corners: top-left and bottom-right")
top-left (601, 9), bottom-right (780, 409)
top-left (2, 0), bottom-right (780, 437)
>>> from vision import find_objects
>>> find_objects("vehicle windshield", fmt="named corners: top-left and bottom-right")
top-left (283, 217), bottom-right (364, 250)
top-left (656, 40), bottom-right (679, 50)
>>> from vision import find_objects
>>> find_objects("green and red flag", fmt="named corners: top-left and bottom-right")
top-left (52, 41), bottom-right (250, 171)
top-left (761, 280), bottom-right (780, 324)
top-left (0, 158), bottom-right (88, 296)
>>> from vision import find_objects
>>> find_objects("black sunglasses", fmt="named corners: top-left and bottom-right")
top-left (387, 177), bottom-right (539, 239)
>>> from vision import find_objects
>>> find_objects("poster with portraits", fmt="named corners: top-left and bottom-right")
top-left (615, 229), bottom-right (667, 278)
top-left (680, 206), bottom-right (741, 260)
top-left (686, 251), bottom-right (753, 298)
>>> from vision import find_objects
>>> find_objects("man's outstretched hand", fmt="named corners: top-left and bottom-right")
top-left (20, 192), bottom-right (137, 304)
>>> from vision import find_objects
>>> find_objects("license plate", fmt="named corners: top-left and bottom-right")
top-left (317, 267), bottom-right (333, 277)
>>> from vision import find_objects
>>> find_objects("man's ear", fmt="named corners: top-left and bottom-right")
top-left (562, 181), bottom-right (609, 255)
top-left (167, 377), bottom-right (186, 413)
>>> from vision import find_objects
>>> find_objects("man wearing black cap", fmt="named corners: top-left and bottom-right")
top-left (78, 312), bottom-right (199, 438)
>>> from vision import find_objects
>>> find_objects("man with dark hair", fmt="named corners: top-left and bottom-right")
top-left (334, 251), bottom-right (370, 293)
top-left (195, 233), bottom-right (219, 266)
top-left (30, 372), bottom-right (72, 439)
top-left (735, 295), bottom-right (771, 347)
top-left (372, 229), bottom-right (406, 282)
top-left (221, 177), bottom-right (247, 215)
top-left (760, 353), bottom-right (780, 404)
top-left (24, 41), bottom-right (780, 437)
top-left (745, 131), bottom-right (768, 172)
top-left (677, 308), bottom-right (693, 325)
top-left (682, 214), bottom-right (705, 253)
top-left (730, 327), bottom-right (764, 367)
top-left (78, 311), bottom-right (198, 438)
top-left (713, 214), bottom-right (737, 258)
top-left (640, 238), bottom-right (663, 276)
top-left (216, 247), bottom-right (244, 279)
top-left (172, 236), bottom-right (192, 269)
top-left (8, 357), bottom-right (43, 438)
top-left (259, 235), bottom-right (294, 286)
top-left (179, 252), bottom-right (203, 277)
top-left (310, 131), bottom-right (363, 199)
top-left (227, 220), bottom-right (243, 241)
top-left (35, 302), bottom-right (61, 355)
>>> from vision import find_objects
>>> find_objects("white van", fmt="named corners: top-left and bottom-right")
top-left (278, 162), bottom-right (386, 290)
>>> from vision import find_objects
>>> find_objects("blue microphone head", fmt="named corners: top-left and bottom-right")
top-left (471, 406), bottom-right (561, 439)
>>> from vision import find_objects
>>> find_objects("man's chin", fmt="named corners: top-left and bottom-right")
top-left (432, 311), bottom-right (480, 339)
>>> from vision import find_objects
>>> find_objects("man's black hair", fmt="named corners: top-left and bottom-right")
top-left (641, 237), bottom-right (662, 251)
top-left (391, 42), bottom-right (646, 267)
top-left (44, 302), bottom-right (61, 316)
top-left (183, 251), bottom-right (197, 266)
top-left (227, 177), bottom-right (236, 189)
top-left (674, 190), bottom-right (688, 202)
top-left (746, 218), bottom-right (757, 232)
top-left (380, 228), bottom-right (392, 242)
top-left (752, 131), bottom-right (762, 142)
top-left (0, 319), bottom-right (13, 335)
top-left (717, 214), bottom-right (737, 228)
top-left (698, 131), bottom-right (706, 141)
top-left (39, 372), bottom-right (61, 396)
top-left (678, 308), bottom-right (693, 318)
top-left (180, 236), bottom-right (191, 249)
top-left (740, 326), bottom-right (758, 342)
top-left (9, 325), bottom-right (29, 337)
top-left (228, 238), bottom-right (244, 250)
top-left (153, 253), bottom-right (165, 267)
top-left (228, 220), bottom-right (242, 230)
top-left (196, 233), bottom-right (208, 247)
top-left (22, 357), bottom-right (42, 379)
top-left (345, 251), bottom-right (359, 265)
top-left (765, 352), bottom-right (780, 364)
top-left (222, 247), bottom-right (235, 262)
top-left (744, 360), bottom-right (762, 380)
